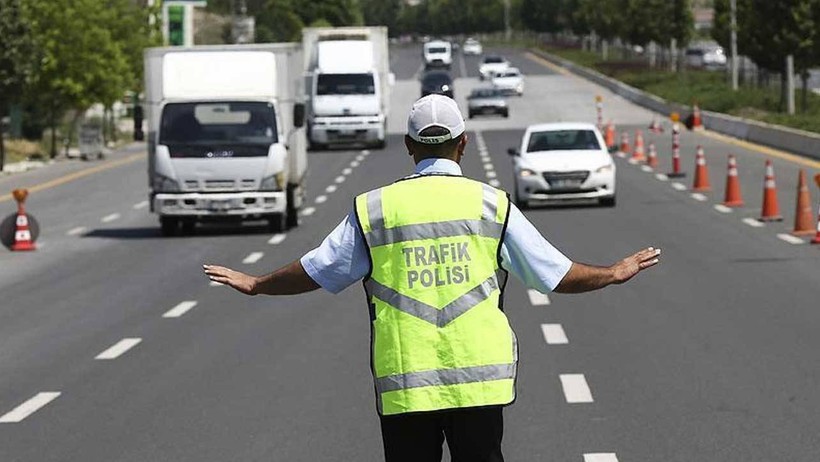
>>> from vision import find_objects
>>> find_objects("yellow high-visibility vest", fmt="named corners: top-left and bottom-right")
top-left (354, 174), bottom-right (517, 416)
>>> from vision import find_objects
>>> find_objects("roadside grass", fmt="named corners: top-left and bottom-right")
top-left (543, 46), bottom-right (820, 134)
top-left (2, 139), bottom-right (46, 165)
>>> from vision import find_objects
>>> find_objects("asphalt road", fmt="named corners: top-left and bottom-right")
top-left (1, 45), bottom-right (819, 462)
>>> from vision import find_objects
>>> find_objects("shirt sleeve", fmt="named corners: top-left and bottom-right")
top-left (300, 211), bottom-right (370, 294)
top-left (499, 203), bottom-right (573, 293)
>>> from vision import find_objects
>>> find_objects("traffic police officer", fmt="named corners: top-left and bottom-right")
top-left (204, 94), bottom-right (661, 462)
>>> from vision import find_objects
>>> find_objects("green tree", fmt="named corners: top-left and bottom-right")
top-left (360, 0), bottom-right (401, 33)
top-left (255, 0), bottom-right (304, 42)
top-left (0, 0), bottom-right (36, 170)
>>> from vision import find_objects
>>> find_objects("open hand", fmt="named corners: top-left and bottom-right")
top-left (203, 264), bottom-right (258, 295)
top-left (611, 247), bottom-right (661, 284)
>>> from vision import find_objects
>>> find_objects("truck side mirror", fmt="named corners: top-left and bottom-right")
top-left (133, 105), bottom-right (144, 141)
top-left (507, 147), bottom-right (519, 156)
top-left (293, 103), bottom-right (305, 128)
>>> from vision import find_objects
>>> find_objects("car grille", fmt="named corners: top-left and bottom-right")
top-left (542, 171), bottom-right (590, 184)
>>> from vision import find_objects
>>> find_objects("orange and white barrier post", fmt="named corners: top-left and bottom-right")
top-left (647, 142), bottom-right (658, 169)
top-left (667, 114), bottom-right (686, 178)
top-left (631, 130), bottom-right (646, 163)
top-left (691, 145), bottom-right (711, 191)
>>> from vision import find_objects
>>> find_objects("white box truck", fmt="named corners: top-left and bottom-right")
top-left (144, 44), bottom-right (307, 236)
top-left (302, 27), bottom-right (393, 150)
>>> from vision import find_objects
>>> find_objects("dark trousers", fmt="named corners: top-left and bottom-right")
top-left (379, 406), bottom-right (504, 462)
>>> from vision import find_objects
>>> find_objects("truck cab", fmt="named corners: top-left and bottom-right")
top-left (423, 40), bottom-right (452, 70)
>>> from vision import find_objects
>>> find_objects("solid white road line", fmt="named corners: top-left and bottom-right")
top-left (560, 374), bottom-right (594, 403)
top-left (132, 200), bottom-right (149, 210)
top-left (489, 179), bottom-right (501, 187)
top-left (541, 324), bottom-right (568, 345)
top-left (742, 217), bottom-right (765, 228)
top-left (242, 252), bottom-right (264, 264)
top-left (655, 173), bottom-right (669, 181)
top-left (101, 213), bottom-right (121, 223)
top-left (163, 301), bottom-right (198, 318)
top-left (342, 168), bottom-right (353, 175)
top-left (671, 182), bottom-right (687, 191)
top-left (334, 175), bottom-right (346, 184)
top-left (268, 233), bottom-right (287, 245)
top-left (584, 454), bottom-right (619, 462)
top-left (326, 185), bottom-right (338, 193)
top-left (301, 207), bottom-right (316, 217)
top-left (315, 195), bottom-right (327, 204)
top-left (713, 204), bottom-right (733, 213)
top-left (527, 289), bottom-right (551, 306)
top-left (95, 338), bottom-right (142, 360)
top-left (66, 226), bottom-right (87, 236)
top-left (0, 392), bottom-right (61, 423)
top-left (777, 233), bottom-right (805, 245)
top-left (486, 170), bottom-right (497, 179)
top-left (690, 193), bottom-right (708, 201)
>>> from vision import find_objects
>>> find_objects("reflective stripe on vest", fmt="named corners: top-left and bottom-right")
top-left (355, 175), bottom-right (517, 416)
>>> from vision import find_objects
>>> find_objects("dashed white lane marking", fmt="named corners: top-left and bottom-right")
top-left (486, 170), bottom-right (497, 179)
top-left (641, 165), bottom-right (653, 172)
top-left (101, 213), bottom-right (121, 223)
top-left (489, 179), bottom-right (501, 187)
top-left (777, 233), bottom-right (805, 245)
top-left (95, 338), bottom-right (142, 360)
top-left (163, 300), bottom-right (198, 318)
top-left (209, 280), bottom-right (224, 287)
top-left (315, 195), bottom-right (327, 204)
top-left (67, 226), bottom-right (87, 236)
top-left (584, 454), bottom-right (619, 462)
top-left (268, 233), bottom-right (287, 245)
top-left (242, 252), bottom-right (264, 264)
top-left (342, 168), bottom-right (353, 175)
top-left (334, 175), bottom-right (346, 184)
top-left (0, 392), bottom-right (61, 423)
top-left (713, 204), bottom-right (733, 213)
top-left (361, 150), bottom-right (370, 156)
top-left (133, 200), bottom-right (149, 210)
top-left (527, 289), bottom-right (551, 306)
top-left (560, 374), bottom-right (594, 403)
top-left (671, 182), bottom-right (687, 191)
top-left (351, 160), bottom-right (360, 167)
top-left (541, 324), bottom-right (568, 344)
top-left (326, 185), bottom-right (338, 193)
top-left (690, 193), bottom-right (708, 201)
top-left (483, 163), bottom-right (494, 171)
top-left (301, 206), bottom-right (316, 217)
top-left (655, 173), bottom-right (669, 181)
top-left (742, 217), bottom-right (765, 228)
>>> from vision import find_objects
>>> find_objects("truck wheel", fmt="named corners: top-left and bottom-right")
top-left (268, 213), bottom-right (287, 233)
top-left (286, 184), bottom-right (300, 229)
top-left (160, 217), bottom-right (179, 237)
top-left (180, 219), bottom-right (196, 235)
top-left (374, 138), bottom-right (386, 150)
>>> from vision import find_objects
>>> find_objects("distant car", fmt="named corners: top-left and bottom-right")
top-left (420, 71), bottom-right (454, 99)
top-left (685, 45), bottom-right (727, 70)
top-left (463, 38), bottom-right (483, 56)
top-left (509, 122), bottom-right (616, 207)
top-left (467, 88), bottom-right (508, 118)
top-left (491, 67), bottom-right (524, 96)
top-left (479, 55), bottom-right (510, 80)
top-left (423, 40), bottom-right (452, 69)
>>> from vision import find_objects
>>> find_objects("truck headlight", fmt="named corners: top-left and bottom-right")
top-left (595, 164), bottom-right (613, 173)
top-left (153, 174), bottom-right (179, 192)
top-left (260, 172), bottom-right (285, 191)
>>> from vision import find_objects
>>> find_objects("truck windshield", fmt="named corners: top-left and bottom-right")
top-left (159, 102), bottom-right (277, 149)
top-left (316, 74), bottom-right (375, 95)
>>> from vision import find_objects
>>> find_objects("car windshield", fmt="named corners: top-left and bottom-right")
top-left (526, 130), bottom-right (601, 152)
top-left (497, 71), bottom-right (519, 78)
top-left (484, 56), bottom-right (504, 64)
top-left (316, 73), bottom-right (375, 95)
top-left (160, 102), bottom-right (277, 149)
top-left (427, 47), bottom-right (448, 54)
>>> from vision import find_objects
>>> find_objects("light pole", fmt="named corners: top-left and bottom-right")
top-left (730, 0), bottom-right (738, 91)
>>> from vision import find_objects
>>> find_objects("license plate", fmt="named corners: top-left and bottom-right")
top-left (551, 179), bottom-right (582, 189)
top-left (482, 107), bottom-right (497, 114)
top-left (208, 199), bottom-right (232, 210)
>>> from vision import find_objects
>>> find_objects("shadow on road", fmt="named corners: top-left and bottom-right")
top-left (82, 223), bottom-right (272, 239)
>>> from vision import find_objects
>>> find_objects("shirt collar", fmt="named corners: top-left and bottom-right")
top-left (414, 158), bottom-right (463, 176)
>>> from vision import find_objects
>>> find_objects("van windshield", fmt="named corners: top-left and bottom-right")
top-left (317, 73), bottom-right (375, 95)
top-left (159, 102), bottom-right (277, 157)
top-left (428, 47), bottom-right (448, 54)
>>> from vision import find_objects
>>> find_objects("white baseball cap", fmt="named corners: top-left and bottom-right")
top-left (407, 94), bottom-right (466, 144)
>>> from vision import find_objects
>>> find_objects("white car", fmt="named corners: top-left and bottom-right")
top-left (509, 123), bottom-right (616, 207)
top-left (479, 55), bottom-right (509, 80)
top-left (463, 38), bottom-right (483, 55)
top-left (423, 40), bottom-right (452, 69)
top-left (491, 67), bottom-right (524, 96)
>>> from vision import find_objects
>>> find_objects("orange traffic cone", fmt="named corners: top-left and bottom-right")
top-left (618, 132), bottom-right (630, 158)
top-left (758, 159), bottom-right (783, 222)
top-left (648, 116), bottom-right (664, 133)
top-left (604, 121), bottom-right (616, 150)
top-left (647, 142), bottom-right (658, 169)
top-left (11, 189), bottom-right (35, 251)
top-left (631, 130), bottom-right (646, 162)
top-left (691, 146), bottom-right (711, 191)
top-left (792, 169), bottom-right (815, 235)
top-left (723, 154), bottom-right (744, 207)
top-left (691, 103), bottom-right (704, 131)
top-left (811, 204), bottom-right (820, 244)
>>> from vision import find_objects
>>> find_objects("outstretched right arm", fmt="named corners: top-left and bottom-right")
top-left (203, 260), bottom-right (320, 296)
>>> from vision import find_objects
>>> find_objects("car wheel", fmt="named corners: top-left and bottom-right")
top-left (502, 109), bottom-right (509, 118)
top-left (513, 180), bottom-right (529, 210)
top-left (600, 195), bottom-right (616, 207)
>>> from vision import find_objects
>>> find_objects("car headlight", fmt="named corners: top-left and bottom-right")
top-left (519, 168), bottom-right (536, 177)
top-left (260, 172), bottom-right (285, 191)
top-left (153, 174), bottom-right (179, 192)
top-left (595, 164), bottom-right (613, 174)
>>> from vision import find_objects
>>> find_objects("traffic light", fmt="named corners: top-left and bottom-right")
top-left (168, 5), bottom-right (184, 46)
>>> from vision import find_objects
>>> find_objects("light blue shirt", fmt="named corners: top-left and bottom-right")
top-left (301, 158), bottom-right (573, 294)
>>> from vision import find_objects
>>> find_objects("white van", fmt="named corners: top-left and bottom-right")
top-left (423, 40), bottom-right (452, 70)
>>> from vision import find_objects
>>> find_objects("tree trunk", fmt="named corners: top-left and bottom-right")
top-left (64, 109), bottom-right (82, 157)
top-left (50, 101), bottom-right (57, 159)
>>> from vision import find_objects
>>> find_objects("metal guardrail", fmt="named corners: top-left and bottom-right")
top-left (530, 48), bottom-right (820, 162)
